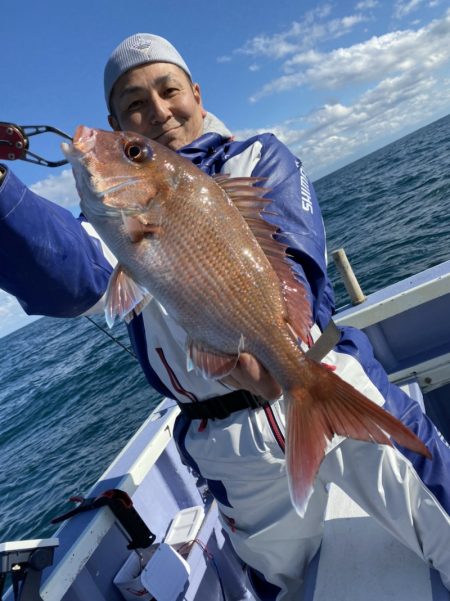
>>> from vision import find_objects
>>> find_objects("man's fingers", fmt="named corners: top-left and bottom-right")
top-left (220, 373), bottom-right (242, 390)
top-left (237, 353), bottom-right (261, 380)
top-left (220, 353), bottom-right (282, 401)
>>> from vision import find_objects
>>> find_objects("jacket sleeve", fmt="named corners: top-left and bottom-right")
top-left (0, 166), bottom-right (113, 317)
top-left (250, 134), bottom-right (335, 326)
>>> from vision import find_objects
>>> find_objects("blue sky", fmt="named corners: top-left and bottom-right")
top-left (1, 0), bottom-right (450, 337)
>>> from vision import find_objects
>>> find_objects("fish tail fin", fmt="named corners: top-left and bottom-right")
top-left (285, 358), bottom-right (431, 517)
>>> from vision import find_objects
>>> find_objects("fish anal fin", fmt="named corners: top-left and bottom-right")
top-left (187, 339), bottom-right (242, 379)
top-left (105, 264), bottom-right (152, 328)
top-left (286, 357), bottom-right (432, 517)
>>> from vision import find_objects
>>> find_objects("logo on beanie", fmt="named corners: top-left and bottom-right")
top-left (133, 37), bottom-right (153, 51)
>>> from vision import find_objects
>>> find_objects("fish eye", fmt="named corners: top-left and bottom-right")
top-left (124, 141), bottom-right (150, 163)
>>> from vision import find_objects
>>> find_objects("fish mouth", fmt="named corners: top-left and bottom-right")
top-left (73, 125), bottom-right (97, 152)
top-left (61, 125), bottom-right (97, 160)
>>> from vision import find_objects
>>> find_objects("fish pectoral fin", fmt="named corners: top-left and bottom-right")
top-left (104, 264), bottom-right (152, 328)
top-left (286, 357), bottom-right (431, 517)
top-left (122, 208), bottom-right (163, 243)
top-left (187, 339), bottom-right (240, 379)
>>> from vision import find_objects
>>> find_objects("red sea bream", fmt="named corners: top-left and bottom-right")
top-left (62, 126), bottom-right (431, 516)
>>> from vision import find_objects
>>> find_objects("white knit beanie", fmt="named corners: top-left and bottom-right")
top-left (104, 33), bottom-right (192, 111)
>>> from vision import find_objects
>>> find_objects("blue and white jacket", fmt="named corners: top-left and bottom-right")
top-left (0, 114), bottom-right (449, 522)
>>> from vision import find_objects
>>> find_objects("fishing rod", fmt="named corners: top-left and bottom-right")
top-left (0, 121), bottom-right (138, 360)
top-left (84, 316), bottom-right (137, 359)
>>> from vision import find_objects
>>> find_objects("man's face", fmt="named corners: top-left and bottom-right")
top-left (108, 62), bottom-right (205, 151)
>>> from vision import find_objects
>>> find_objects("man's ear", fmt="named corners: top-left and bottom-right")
top-left (192, 83), bottom-right (202, 106)
top-left (108, 114), bottom-right (120, 131)
top-left (192, 83), bottom-right (207, 117)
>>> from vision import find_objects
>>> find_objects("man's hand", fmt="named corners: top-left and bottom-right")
top-left (221, 353), bottom-right (282, 401)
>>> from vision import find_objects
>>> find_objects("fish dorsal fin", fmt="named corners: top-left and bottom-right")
top-left (104, 264), bottom-right (152, 328)
top-left (214, 175), bottom-right (312, 343)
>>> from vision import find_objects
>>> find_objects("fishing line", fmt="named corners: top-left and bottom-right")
top-left (84, 315), bottom-right (137, 359)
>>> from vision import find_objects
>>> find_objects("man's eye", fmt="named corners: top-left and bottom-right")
top-left (127, 99), bottom-right (144, 111)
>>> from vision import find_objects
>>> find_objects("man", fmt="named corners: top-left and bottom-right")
top-left (1, 34), bottom-right (450, 599)
top-left (104, 34), bottom-right (282, 400)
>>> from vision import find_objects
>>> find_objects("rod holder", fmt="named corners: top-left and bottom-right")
top-left (331, 248), bottom-right (366, 306)
top-left (0, 538), bottom-right (59, 601)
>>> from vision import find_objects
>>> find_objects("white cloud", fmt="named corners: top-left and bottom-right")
top-left (0, 289), bottom-right (40, 338)
top-left (236, 11), bottom-right (450, 179)
top-left (250, 10), bottom-right (450, 101)
top-left (30, 168), bottom-right (79, 209)
top-left (219, 5), bottom-right (366, 63)
top-left (356, 0), bottom-right (379, 9)
top-left (234, 71), bottom-right (450, 179)
top-left (394, 0), bottom-right (426, 18)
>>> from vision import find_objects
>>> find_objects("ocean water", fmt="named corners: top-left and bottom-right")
top-left (316, 114), bottom-right (450, 303)
top-left (1, 114), bottom-right (450, 545)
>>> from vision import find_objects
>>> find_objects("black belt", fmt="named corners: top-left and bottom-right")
top-left (177, 320), bottom-right (341, 421)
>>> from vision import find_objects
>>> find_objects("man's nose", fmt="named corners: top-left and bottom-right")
top-left (149, 98), bottom-right (172, 124)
